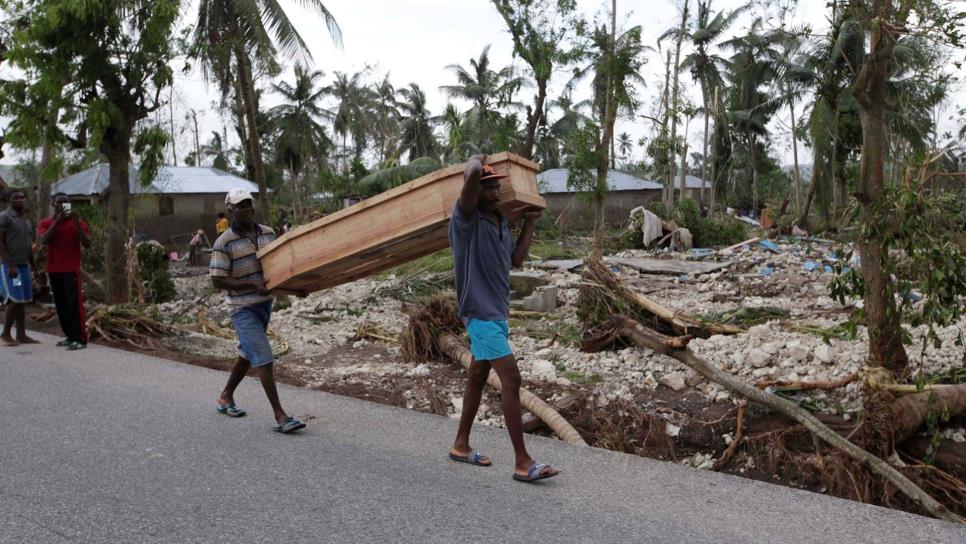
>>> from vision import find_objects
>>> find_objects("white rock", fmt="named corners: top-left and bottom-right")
top-left (749, 349), bottom-right (772, 368)
top-left (534, 348), bottom-right (553, 358)
top-left (951, 430), bottom-right (965, 443)
top-left (407, 364), bottom-right (431, 377)
top-left (748, 324), bottom-right (771, 339)
top-left (786, 341), bottom-right (810, 362)
top-left (715, 391), bottom-right (731, 402)
top-left (665, 423), bottom-right (681, 437)
top-left (815, 345), bottom-right (834, 364)
top-left (530, 359), bottom-right (557, 380)
top-left (761, 341), bottom-right (784, 355)
top-left (660, 371), bottom-right (688, 392)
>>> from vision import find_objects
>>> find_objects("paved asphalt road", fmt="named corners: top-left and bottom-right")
top-left (1, 332), bottom-right (963, 543)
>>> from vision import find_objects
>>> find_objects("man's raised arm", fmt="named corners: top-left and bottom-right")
top-left (458, 155), bottom-right (486, 216)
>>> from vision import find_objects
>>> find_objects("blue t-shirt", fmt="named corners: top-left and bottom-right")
top-left (449, 201), bottom-right (515, 321)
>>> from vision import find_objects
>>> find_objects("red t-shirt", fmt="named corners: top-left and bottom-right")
top-left (38, 217), bottom-right (90, 273)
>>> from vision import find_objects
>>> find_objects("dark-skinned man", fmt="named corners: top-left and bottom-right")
top-left (210, 188), bottom-right (305, 433)
top-left (39, 193), bottom-right (92, 350)
top-left (0, 188), bottom-right (39, 346)
top-left (447, 155), bottom-right (560, 482)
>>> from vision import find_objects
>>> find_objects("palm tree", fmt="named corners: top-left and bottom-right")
top-left (397, 83), bottom-right (439, 161)
top-left (370, 75), bottom-right (401, 166)
top-left (722, 23), bottom-right (779, 212)
top-left (680, 0), bottom-right (748, 206)
top-left (617, 132), bottom-right (633, 165)
top-left (441, 46), bottom-right (526, 152)
top-left (269, 64), bottom-right (332, 221)
top-left (325, 70), bottom-right (369, 174)
top-left (201, 131), bottom-right (230, 171)
top-left (441, 103), bottom-right (477, 164)
top-left (193, 0), bottom-right (341, 211)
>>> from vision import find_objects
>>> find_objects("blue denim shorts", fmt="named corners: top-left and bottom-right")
top-left (0, 264), bottom-right (33, 304)
top-left (231, 300), bottom-right (274, 367)
top-left (466, 319), bottom-right (513, 362)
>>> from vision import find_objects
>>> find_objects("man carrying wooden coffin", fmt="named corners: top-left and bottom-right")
top-left (447, 155), bottom-right (561, 482)
top-left (210, 188), bottom-right (305, 434)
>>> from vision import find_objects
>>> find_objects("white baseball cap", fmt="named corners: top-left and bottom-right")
top-left (225, 188), bottom-right (254, 206)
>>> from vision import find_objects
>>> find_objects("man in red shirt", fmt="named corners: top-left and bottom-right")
top-left (38, 193), bottom-right (92, 350)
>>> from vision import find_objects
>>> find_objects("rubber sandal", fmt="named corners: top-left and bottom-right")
top-left (512, 462), bottom-right (560, 483)
top-left (216, 403), bottom-right (246, 418)
top-left (273, 416), bottom-right (306, 434)
top-left (67, 341), bottom-right (87, 351)
top-left (448, 450), bottom-right (491, 466)
top-left (57, 339), bottom-right (72, 347)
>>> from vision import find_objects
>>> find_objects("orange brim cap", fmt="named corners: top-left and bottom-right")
top-left (481, 164), bottom-right (509, 181)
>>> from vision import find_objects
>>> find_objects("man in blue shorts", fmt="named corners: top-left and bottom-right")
top-left (447, 156), bottom-right (560, 482)
top-left (209, 188), bottom-right (305, 434)
top-left (0, 188), bottom-right (39, 346)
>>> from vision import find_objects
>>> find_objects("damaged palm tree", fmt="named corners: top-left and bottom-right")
top-left (402, 296), bottom-right (587, 446)
top-left (578, 257), bottom-right (744, 339)
top-left (86, 305), bottom-right (179, 349)
top-left (612, 315), bottom-right (965, 523)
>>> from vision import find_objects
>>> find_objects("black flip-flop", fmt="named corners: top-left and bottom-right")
top-left (512, 462), bottom-right (560, 482)
top-left (448, 450), bottom-right (491, 466)
top-left (273, 416), bottom-right (306, 434)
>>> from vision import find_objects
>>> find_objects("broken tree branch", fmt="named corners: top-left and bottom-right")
top-left (611, 314), bottom-right (963, 524)
top-left (437, 331), bottom-right (587, 446)
top-left (713, 400), bottom-right (746, 471)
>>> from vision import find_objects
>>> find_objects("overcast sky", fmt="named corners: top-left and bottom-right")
top-left (2, 0), bottom-right (963, 170)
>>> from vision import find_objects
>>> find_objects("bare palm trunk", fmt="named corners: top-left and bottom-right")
top-left (789, 96), bottom-right (802, 215)
top-left (234, 47), bottom-right (268, 215)
top-left (592, 0), bottom-right (619, 260)
top-left (700, 83), bottom-right (709, 204)
top-left (660, 50), bottom-right (673, 207)
top-left (523, 78), bottom-right (547, 160)
top-left (232, 83), bottom-right (255, 182)
top-left (670, 0), bottom-right (689, 205)
top-left (748, 129), bottom-right (758, 212)
top-left (709, 86), bottom-right (720, 216)
top-left (169, 84), bottom-right (177, 166)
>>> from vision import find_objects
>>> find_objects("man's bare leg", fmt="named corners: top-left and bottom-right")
top-left (15, 304), bottom-right (38, 343)
top-left (218, 356), bottom-right (251, 407)
top-left (254, 363), bottom-right (288, 423)
top-left (490, 354), bottom-right (559, 479)
top-left (2, 304), bottom-right (18, 346)
top-left (450, 358), bottom-right (493, 465)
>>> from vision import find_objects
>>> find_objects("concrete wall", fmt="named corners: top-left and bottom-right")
top-left (544, 190), bottom-right (663, 229)
top-left (131, 194), bottom-right (224, 247)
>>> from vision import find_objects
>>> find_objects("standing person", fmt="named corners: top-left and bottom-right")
top-left (0, 188), bottom-right (39, 346)
top-left (447, 156), bottom-right (560, 483)
top-left (188, 229), bottom-right (207, 266)
top-left (210, 188), bottom-right (305, 434)
top-left (38, 193), bottom-right (92, 350)
top-left (215, 212), bottom-right (229, 236)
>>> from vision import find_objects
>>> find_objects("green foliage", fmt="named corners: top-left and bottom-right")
top-left (133, 126), bottom-right (169, 187)
top-left (830, 184), bottom-right (966, 349)
top-left (75, 203), bottom-right (107, 277)
top-left (670, 198), bottom-right (747, 247)
top-left (136, 243), bottom-right (176, 304)
top-left (356, 157), bottom-right (440, 197)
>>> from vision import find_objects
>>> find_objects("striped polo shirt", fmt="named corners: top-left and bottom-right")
top-left (209, 223), bottom-right (276, 307)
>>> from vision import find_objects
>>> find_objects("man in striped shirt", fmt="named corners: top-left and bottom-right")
top-left (209, 188), bottom-right (305, 434)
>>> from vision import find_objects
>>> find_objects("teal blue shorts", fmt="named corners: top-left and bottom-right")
top-left (466, 318), bottom-right (513, 362)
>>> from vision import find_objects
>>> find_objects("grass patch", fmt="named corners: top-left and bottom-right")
top-left (793, 322), bottom-right (859, 344)
top-left (529, 240), bottom-right (578, 260)
top-left (563, 370), bottom-right (604, 384)
top-left (700, 306), bottom-right (790, 327)
top-left (375, 248), bottom-right (453, 280)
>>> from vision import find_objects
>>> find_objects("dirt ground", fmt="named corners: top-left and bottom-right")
top-left (25, 234), bottom-right (966, 516)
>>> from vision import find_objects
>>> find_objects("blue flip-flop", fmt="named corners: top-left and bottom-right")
top-left (273, 416), bottom-right (306, 434)
top-left (216, 403), bottom-right (246, 418)
top-left (448, 450), bottom-right (491, 466)
top-left (512, 462), bottom-right (560, 483)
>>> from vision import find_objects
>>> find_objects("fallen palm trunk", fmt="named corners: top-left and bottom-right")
top-left (436, 331), bottom-right (587, 446)
top-left (891, 386), bottom-right (966, 444)
top-left (612, 315), bottom-right (963, 524)
top-left (581, 258), bottom-right (743, 338)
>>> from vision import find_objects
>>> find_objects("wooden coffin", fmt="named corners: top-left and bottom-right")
top-left (258, 152), bottom-right (545, 294)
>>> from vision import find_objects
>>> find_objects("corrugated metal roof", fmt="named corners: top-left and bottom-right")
top-left (537, 169), bottom-right (663, 193)
top-left (52, 165), bottom-right (261, 196)
top-left (683, 174), bottom-right (710, 189)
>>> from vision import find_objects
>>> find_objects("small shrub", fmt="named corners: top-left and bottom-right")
top-left (137, 243), bottom-right (176, 303)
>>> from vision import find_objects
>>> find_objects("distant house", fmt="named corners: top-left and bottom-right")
top-left (681, 174), bottom-right (711, 203)
top-left (536, 169), bottom-right (663, 228)
top-left (52, 164), bottom-right (265, 246)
